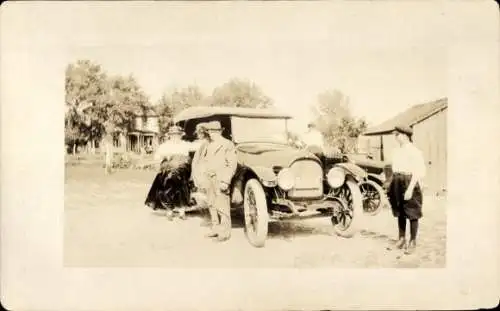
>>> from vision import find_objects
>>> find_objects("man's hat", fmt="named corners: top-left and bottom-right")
top-left (195, 122), bottom-right (208, 134)
top-left (393, 125), bottom-right (413, 136)
top-left (206, 121), bottom-right (223, 131)
top-left (167, 125), bottom-right (184, 135)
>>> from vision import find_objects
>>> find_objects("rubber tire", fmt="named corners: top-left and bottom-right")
top-left (360, 180), bottom-right (389, 216)
top-left (243, 178), bottom-right (269, 248)
top-left (333, 178), bottom-right (363, 238)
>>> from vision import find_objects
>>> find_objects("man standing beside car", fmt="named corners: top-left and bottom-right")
top-left (203, 121), bottom-right (238, 242)
top-left (190, 122), bottom-right (214, 227)
top-left (387, 125), bottom-right (426, 255)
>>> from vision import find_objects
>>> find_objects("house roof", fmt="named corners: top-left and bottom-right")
top-left (363, 98), bottom-right (447, 136)
top-left (133, 106), bottom-right (158, 117)
top-left (173, 106), bottom-right (292, 123)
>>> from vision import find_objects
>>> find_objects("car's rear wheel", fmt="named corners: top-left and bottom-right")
top-left (359, 180), bottom-right (388, 216)
top-left (331, 177), bottom-right (363, 238)
top-left (243, 178), bottom-right (269, 248)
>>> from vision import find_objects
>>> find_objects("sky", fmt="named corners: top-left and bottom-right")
top-left (59, 2), bottom-right (447, 131)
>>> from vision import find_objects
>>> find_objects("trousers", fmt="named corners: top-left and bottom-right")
top-left (206, 174), bottom-right (231, 239)
top-left (387, 173), bottom-right (423, 220)
top-left (398, 216), bottom-right (419, 240)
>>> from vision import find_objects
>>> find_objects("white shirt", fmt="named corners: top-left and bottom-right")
top-left (391, 142), bottom-right (426, 180)
top-left (301, 129), bottom-right (324, 149)
top-left (154, 139), bottom-right (195, 162)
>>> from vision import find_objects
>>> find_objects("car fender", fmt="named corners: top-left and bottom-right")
top-left (367, 173), bottom-right (384, 186)
top-left (246, 165), bottom-right (278, 187)
top-left (231, 166), bottom-right (277, 205)
top-left (333, 162), bottom-right (367, 182)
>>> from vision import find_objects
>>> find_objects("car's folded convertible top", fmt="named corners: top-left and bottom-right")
top-left (173, 106), bottom-right (292, 123)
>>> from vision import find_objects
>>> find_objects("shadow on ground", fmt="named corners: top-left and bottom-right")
top-left (360, 229), bottom-right (395, 243)
top-left (231, 209), bottom-right (333, 240)
top-left (150, 208), bottom-right (337, 241)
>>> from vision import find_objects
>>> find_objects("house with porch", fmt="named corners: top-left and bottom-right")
top-left (113, 107), bottom-right (160, 153)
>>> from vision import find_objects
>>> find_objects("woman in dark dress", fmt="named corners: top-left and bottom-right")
top-left (144, 126), bottom-right (192, 220)
top-left (387, 125), bottom-right (426, 255)
top-left (144, 156), bottom-right (191, 218)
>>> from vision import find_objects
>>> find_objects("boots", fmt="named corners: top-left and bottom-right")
top-left (213, 215), bottom-right (231, 242)
top-left (404, 239), bottom-right (417, 255)
top-left (387, 237), bottom-right (406, 251)
top-left (199, 209), bottom-right (212, 227)
top-left (178, 207), bottom-right (186, 220)
top-left (395, 237), bottom-right (406, 249)
top-left (205, 231), bottom-right (218, 238)
top-left (215, 234), bottom-right (230, 242)
top-left (205, 225), bottom-right (218, 238)
top-left (165, 209), bottom-right (174, 221)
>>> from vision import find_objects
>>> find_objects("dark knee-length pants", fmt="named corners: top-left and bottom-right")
top-left (387, 173), bottom-right (423, 220)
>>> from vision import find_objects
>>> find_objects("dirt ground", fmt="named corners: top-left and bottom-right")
top-left (64, 166), bottom-right (446, 268)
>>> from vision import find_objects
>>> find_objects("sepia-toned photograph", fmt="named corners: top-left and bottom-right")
top-left (63, 3), bottom-right (447, 269)
top-left (2, 1), bottom-right (499, 310)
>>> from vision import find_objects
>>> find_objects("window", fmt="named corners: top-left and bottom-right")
top-left (231, 117), bottom-right (289, 144)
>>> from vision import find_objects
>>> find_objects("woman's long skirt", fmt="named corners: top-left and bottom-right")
top-left (387, 173), bottom-right (423, 220)
top-left (144, 172), bottom-right (168, 209)
top-left (144, 164), bottom-right (191, 209)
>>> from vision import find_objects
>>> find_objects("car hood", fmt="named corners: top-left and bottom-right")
top-left (236, 143), bottom-right (319, 168)
top-left (345, 156), bottom-right (389, 175)
top-left (350, 157), bottom-right (387, 170)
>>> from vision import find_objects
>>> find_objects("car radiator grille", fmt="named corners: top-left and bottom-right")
top-left (287, 159), bottom-right (324, 198)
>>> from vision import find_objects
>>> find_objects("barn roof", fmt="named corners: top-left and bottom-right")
top-left (363, 97), bottom-right (447, 136)
top-left (173, 106), bottom-right (292, 123)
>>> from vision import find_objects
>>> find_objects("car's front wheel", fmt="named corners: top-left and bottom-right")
top-left (243, 178), bottom-right (269, 248)
top-left (331, 177), bottom-right (363, 238)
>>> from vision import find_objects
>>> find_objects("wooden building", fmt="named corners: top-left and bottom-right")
top-left (361, 98), bottom-right (447, 195)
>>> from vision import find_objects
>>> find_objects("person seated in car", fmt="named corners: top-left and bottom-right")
top-left (298, 122), bottom-right (341, 168)
top-left (299, 122), bottom-right (325, 153)
top-left (144, 125), bottom-right (193, 220)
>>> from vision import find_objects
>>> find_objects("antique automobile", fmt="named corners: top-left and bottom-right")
top-left (173, 106), bottom-right (367, 248)
top-left (328, 153), bottom-right (391, 216)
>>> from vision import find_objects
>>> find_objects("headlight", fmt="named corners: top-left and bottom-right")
top-left (277, 168), bottom-right (295, 190)
top-left (327, 167), bottom-right (345, 188)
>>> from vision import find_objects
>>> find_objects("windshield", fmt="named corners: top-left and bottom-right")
top-left (231, 116), bottom-right (289, 144)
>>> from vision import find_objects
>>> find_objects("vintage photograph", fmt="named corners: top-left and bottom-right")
top-left (4, 1), bottom-right (500, 309)
top-left (63, 4), bottom-right (447, 269)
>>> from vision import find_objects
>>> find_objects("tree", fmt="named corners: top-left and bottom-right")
top-left (156, 85), bottom-right (208, 135)
top-left (65, 60), bottom-right (151, 173)
top-left (310, 90), bottom-right (367, 154)
top-left (211, 78), bottom-right (273, 108)
top-left (97, 75), bottom-right (150, 173)
top-left (103, 75), bottom-right (150, 132)
top-left (65, 122), bottom-right (83, 154)
top-left (65, 60), bottom-right (109, 154)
